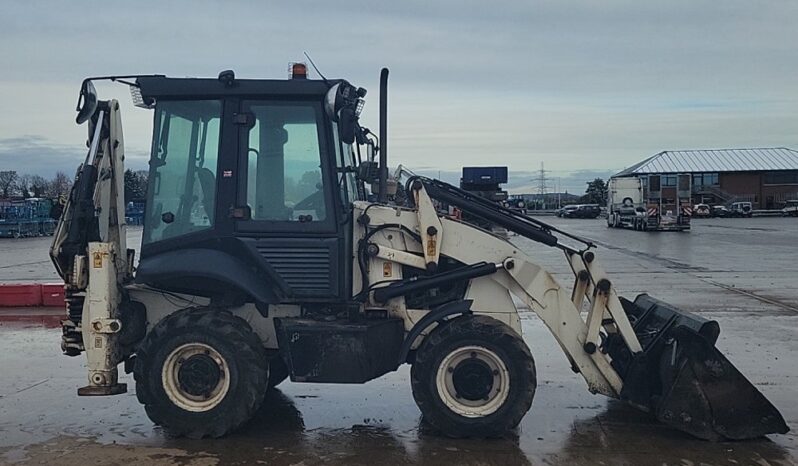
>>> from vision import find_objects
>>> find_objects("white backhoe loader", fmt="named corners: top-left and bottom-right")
top-left (50, 66), bottom-right (787, 440)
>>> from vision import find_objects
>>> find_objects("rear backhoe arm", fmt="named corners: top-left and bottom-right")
top-left (50, 100), bottom-right (133, 395)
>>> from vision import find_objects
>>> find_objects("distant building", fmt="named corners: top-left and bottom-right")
top-left (612, 148), bottom-right (798, 209)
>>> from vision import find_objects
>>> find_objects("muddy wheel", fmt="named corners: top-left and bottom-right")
top-left (134, 307), bottom-right (268, 438)
top-left (410, 315), bottom-right (536, 438)
top-left (267, 357), bottom-right (290, 389)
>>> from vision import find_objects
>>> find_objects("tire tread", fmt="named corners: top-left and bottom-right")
top-left (410, 314), bottom-right (536, 438)
top-left (133, 306), bottom-right (268, 438)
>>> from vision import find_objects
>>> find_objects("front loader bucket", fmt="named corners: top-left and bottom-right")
top-left (607, 294), bottom-right (789, 441)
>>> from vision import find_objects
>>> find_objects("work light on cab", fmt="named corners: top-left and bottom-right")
top-left (289, 62), bottom-right (307, 79)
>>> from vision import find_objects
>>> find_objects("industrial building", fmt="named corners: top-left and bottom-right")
top-left (612, 147), bottom-right (798, 209)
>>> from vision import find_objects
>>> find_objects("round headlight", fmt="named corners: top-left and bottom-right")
top-left (325, 83), bottom-right (341, 122)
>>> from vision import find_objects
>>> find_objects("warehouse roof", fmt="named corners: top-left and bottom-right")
top-left (614, 147), bottom-right (798, 176)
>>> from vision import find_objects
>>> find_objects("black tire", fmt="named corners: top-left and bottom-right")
top-left (267, 357), bottom-right (290, 389)
top-left (134, 307), bottom-right (269, 438)
top-left (410, 315), bottom-right (536, 438)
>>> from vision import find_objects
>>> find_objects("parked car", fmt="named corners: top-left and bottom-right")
top-left (729, 202), bottom-right (753, 218)
top-left (693, 204), bottom-right (711, 217)
top-left (783, 200), bottom-right (798, 217)
top-left (712, 205), bottom-right (731, 218)
top-left (556, 205), bottom-right (578, 217)
top-left (563, 204), bottom-right (601, 219)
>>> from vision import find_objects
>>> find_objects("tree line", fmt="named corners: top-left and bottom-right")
top-left (0, 170), bottom-right (72, 199)
top-left (0, 169), bottom-right (148, 202)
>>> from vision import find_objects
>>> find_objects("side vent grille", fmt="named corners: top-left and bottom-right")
top-left (256, 246), bottom-right (332, 294)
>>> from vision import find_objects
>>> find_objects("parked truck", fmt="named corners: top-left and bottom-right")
top-left (459, 166), bottom-right (509, 230)
top-left (460, 166), bottom-right (509, 202)
top-left (607, 175), bottom-right (691, 231)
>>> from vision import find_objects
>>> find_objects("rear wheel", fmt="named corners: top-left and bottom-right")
top-left (134, 307), bottom-right (269, 438)
top-left (411, 315), bottom-right (536, 437)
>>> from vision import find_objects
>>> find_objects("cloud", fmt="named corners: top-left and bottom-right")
top-left (0, 135), bottom-right (148, 177)
top-left (0, 0), bottom-right (796, 179)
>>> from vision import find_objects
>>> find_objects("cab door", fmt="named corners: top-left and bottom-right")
top-left (234, 99), bottom-right (344, 301)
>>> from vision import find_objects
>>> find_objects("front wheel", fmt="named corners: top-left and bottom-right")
top-left (134, 307), bottom-right (269, 438)
top-left (410, 315), bottom-right (536, 438)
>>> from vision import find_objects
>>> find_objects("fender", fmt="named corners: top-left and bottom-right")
top-left (135, 248), bottom-right (282, 306)
top-left (397, 299), bottom-right (473, 364)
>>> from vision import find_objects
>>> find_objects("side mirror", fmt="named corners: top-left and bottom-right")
top-left (76, 80), bottom-right (98, 125)
top-left (325, 81), bottom-right (365, 145)
top-left (338, 107), bottom-right (357, 144)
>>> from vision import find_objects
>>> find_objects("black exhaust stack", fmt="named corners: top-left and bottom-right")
top-left (378, 68), bottom-right (389, 202)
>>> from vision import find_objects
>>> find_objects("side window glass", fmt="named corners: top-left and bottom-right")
top-left (332, 121), bottom-right (359, 206)
top-left (144, 100), bottom-right (221, 244)
top-left (246, 104), bottom-right (327, 222)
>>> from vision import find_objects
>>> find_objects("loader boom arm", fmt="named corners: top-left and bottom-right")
top-left (359, 182), bottom-right (643, 398)
top-left (356, 180), bottom-right (787, 440)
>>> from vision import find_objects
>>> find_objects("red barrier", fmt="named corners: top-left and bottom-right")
top-left (41, 283), bottom-right (65, 307)
top-left (0, 284), bottom-right (43, 307)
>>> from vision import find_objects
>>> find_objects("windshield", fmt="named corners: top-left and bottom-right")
top-left (143, 100), bottom-right (221, 244)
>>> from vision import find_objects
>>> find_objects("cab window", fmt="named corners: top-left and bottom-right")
top-left (245, 102), bottom-right (328, 222)
top-left (144, 100), bottom-right (221, 244)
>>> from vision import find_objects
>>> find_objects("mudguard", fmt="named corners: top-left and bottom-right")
top-left (135, 248), bottom-right (283, 305)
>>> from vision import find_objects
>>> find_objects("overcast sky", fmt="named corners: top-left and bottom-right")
top-left (1, 0), bottom-right (796, 193)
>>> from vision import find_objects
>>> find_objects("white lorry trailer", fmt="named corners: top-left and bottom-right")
top-left (607, 176), bottom-right (691, 231)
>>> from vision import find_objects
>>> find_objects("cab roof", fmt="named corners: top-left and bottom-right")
top-left (136, 75), bottom-right (338, 101)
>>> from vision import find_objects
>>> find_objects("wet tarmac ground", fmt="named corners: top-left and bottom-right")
top-left (1, 218), bottom-right (797, 465)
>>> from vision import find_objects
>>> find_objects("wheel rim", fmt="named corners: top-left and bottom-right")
top-left (162, 343), bottom-right (230, 412)
top-left (436, 345), bottom-right (510, 418)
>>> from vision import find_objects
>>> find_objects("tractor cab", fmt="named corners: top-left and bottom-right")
top-left (130, 68), bottom-right (373, 304)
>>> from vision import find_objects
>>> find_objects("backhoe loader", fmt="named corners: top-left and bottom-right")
top-left (50, 64), bottom-right (788, 440)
